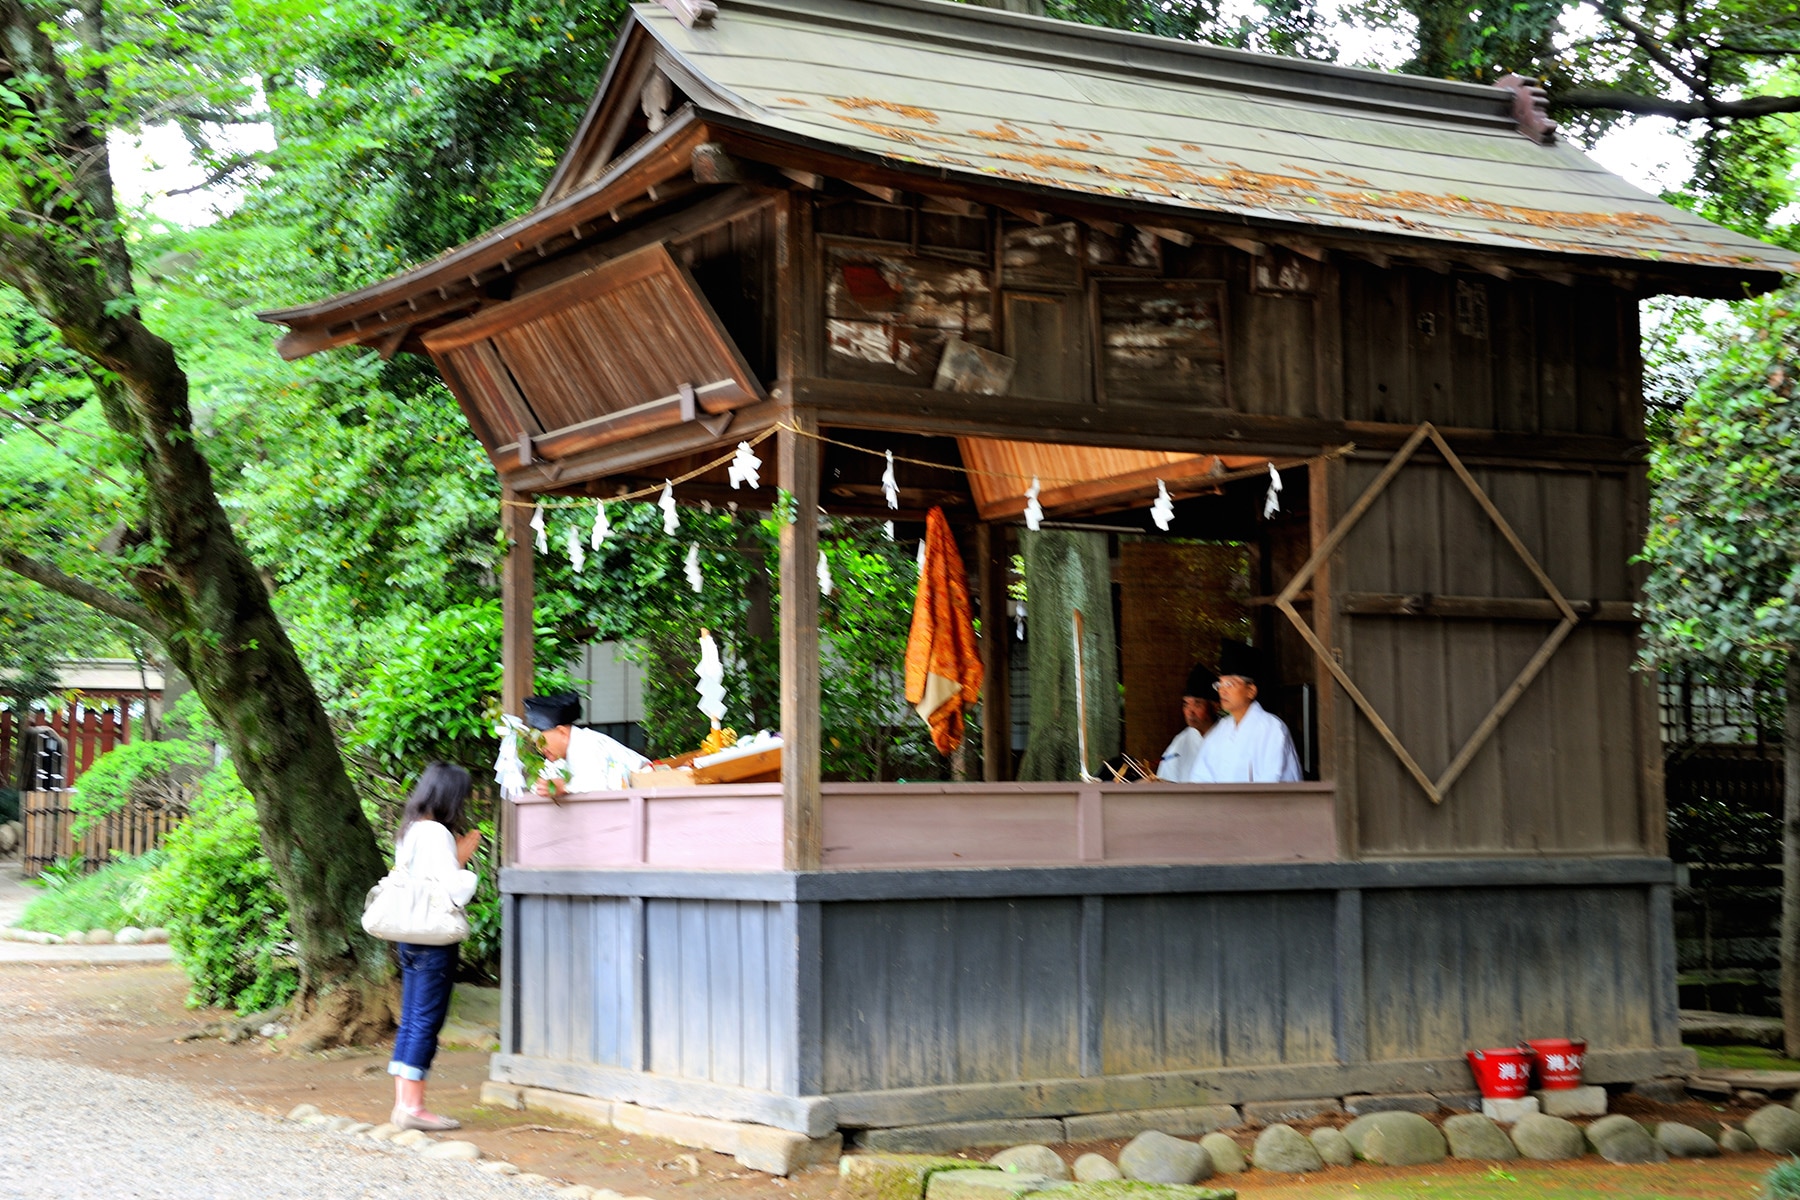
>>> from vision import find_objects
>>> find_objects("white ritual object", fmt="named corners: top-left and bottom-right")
top-left (685, 543), bottom-right (703, 592)
top-left (695, 630), bottom-right (727, 724)
top-left (530, 501), bottom-right (548, 553)
top-left (591, 499), bottom-right (609, 548)
top-left (881, 449), bottom-right (899, 509)
top-left (492, 714), bottom-right (529, 800)
top-left (818, 547), bottom-right (833, 596)
top-left (728, 440), bottom-right (762, 489)
top-left (1263, 462), bottom-right (1283, 518)
top-left (659, 480), bottom-right (679, 534)
top-left (1150, 479), bottom-right (1174, 531)
top-left (1023, 476), bottom-right (1043, 531)
top-left (566, 522), bottom-right (586, 573)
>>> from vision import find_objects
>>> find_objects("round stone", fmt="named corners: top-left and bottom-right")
top-left (1358, 1112), bottom-right (1447, 1166)
top-left (1252, 1123), bottom-right (1324, 1174)
top-left (989, 1145), bottom-right (1068, 1179)
top-left (114, 927), bottom-right (145, 944)
top-left (141, 927), bottom-right (171, 944)
top-left (1199, 1133), bottom-right (1246, 1174)
top-left (285, 1104), bottom-right (321, 1122)
top-left (1655, 1122), bottom-right (1718, 1158)
top-left (1443, 1113), bottom-right (1518, 1160)
top-left (1072, 1154), bottom-right (1122, 1182)
top-left (1310, 1128), bottom-right (1354, 1167)
top-left (422, 1139), bottom-right (482, 1162)
top-left (1720, 1127), bottom-right (1757, 1152)
top-left (1119, 1130), bottom-right (1212, 1184)
top-left (1585, 1115), bottom-right (1662, 1164)
top-left (482, 1161), bottom-right (523, 1175)
top-left (1747, 1104), bottom-right (1800, 1154)
top-left (1510, 1113), bottom-right (1586, 1160)
top-left (85, 928), bottom-right (114, 944)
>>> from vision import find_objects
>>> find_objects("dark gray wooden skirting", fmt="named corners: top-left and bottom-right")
top-left (1647, 883), bottom-right (1679, 1048)
top-left (499, 891), bottom-right (519, 1056)
top-left (502, 856), bottom-right (1675, 901)
top-left (498, 859), bottom-right (1685, 1134)
top-left (490, 1052), bottom-right (837, 1136)
top-left (1332, 889), bottom-right (1366, 1065)
top-left (1078, 896), bottom-right (1103, 1078)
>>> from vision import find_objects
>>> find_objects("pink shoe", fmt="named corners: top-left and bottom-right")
top-left (392, 1106), bottom-right (461, 1132)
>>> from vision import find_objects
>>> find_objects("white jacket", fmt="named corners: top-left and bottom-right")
top-left (396, 820), bottom-right (478, 906)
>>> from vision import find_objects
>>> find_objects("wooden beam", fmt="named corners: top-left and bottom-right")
top-left (850, 180), bottom-right (901, 203)
top-left (501, 487), bottom-right (535, 869)
top-left (779, 410), bottom-right (823, 870)
top-left (1338, 593), bottom-right (1636, 621)
top-left (780, 167), bottom-right (824, 190)
top-left (791, 378), bottom-right (1646, 466)
top-left (921, 195), bottom-right (981, 217)
top-left (502, 397), bottom-right (784, 495)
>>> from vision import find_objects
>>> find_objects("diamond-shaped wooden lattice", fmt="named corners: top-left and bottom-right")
top-left (1277, 423), bottom-right (1578, 805)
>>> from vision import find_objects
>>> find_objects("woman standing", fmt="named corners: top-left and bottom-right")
top-left (386, 762), bottom-right (481, 1131)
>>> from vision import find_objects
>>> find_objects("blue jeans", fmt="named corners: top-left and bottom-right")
top-left (388, 942), bottom-right (458, 1081)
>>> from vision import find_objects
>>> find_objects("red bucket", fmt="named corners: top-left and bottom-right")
top-left (1525, 1038), bottom-right (1586, 1089)
top-left (1467, 1047), bottom-right (1532, 1099)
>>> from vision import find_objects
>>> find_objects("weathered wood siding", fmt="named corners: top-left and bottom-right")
top-left (1338, 459), bottom-right (1648, 855)
top-left (513, 894), bottom-right (796, 1092)
top-left (1340, 265), bottom-right (1635, 436)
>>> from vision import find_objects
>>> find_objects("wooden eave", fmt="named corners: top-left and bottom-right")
top-left (258, 108), bottom-right (714, 360)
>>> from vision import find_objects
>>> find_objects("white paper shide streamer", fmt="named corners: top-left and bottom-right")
top-left (1263, 462), bottom-right (1284, 518)
top-left (1150, 479), bottom-right (1175, 531)
top-left (566, 522), bottom-right (586, 573)
top-left (1023, 476), bottom-right (1044, 531)
top-left (884, 520), bottom-right (895, 540)
top-left (695, 630), bottom-right (727, 725)
top-left (493, 714), bottom-right (529, 801)
top-left (590, 499), bottom-right (609, 549)
top-left (727, 441), bottom-right (762, 490)
top-left (817, 547), bottom-right (833, 596)
top-left (916, 539), bottom-right (927, 572)
top-left (881, 449), bottom-right (899, 510)
top-left (1013, 600), bottom-right (1027, 641)
top-left (685, 543), bottom-right (703, 593)
top-left (530, 501), bottom-right (547, 554)
top-left (659, 480), bottom-right (679, 534)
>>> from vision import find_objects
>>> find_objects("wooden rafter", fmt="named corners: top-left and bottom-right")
top-left (1275, 422), bottom-right (1580, 805)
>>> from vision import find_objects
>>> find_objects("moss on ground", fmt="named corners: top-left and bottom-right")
top-left (840, 1155), bottom-right (996, 1200)
top-left (1036, 1183), bottom-right (1236, 1200)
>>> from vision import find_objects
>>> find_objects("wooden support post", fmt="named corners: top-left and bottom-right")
top-left (779, 413), bottom-right (823, 870)
top-left (977, 522), bottom-right (1011, 782)
top-left (501, 487), bottom-right (535, 867)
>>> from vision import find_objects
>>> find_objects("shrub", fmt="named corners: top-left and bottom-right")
top-left (143, 760), bottom-right (298, 1013)
top-left (0, 786), bottom-right (18, 823)
top-left (1766, 1156), bottom-right (1800, 1200)
top-left (16, 852), bottom-right (164, 933)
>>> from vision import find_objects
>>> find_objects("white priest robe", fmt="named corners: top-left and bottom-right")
top-left (1194, 701), bottom-right (1302, 783)
top-left (1157, 726), bottom-right (1208, 783)
top-left (561, 726), bottom-right (651, 794)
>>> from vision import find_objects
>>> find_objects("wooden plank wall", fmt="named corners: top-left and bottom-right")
top-left (1339, 461), bottom-right (1646, 855)
top-left (513, 894), bottom-right (796, 1092)
top-left (814, 883), bottom-right (1664, 1095)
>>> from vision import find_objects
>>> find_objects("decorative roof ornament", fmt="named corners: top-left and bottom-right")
top-left (1495, 74), bottom-right (1558, 145)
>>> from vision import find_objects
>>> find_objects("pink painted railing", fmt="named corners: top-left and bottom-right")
top-left (511, 781), bottom-right (1337, 871)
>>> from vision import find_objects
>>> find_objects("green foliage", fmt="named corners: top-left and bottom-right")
top-left (144, 760), bottom-right (297, 1013)
top-left (353, 602), bottom-right (505, 774)
top-left (28, 854), bottom-right (87, 891)
top-left (16, 852), bottom-right (164, 934)
top-left (1640, 285), bottom-right (1800, 673)
top-left (1766, 1156), bottom-right (1800, 1200)
top-left (1667, 795), bottom-right (1780, 865)
top-left (68, 737), bottom-right (209, 836)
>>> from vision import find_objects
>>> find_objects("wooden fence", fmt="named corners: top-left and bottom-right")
top-left (2, 704), bottom-right (133, 789)
top-left (20, 788), bottom-right (187, 879)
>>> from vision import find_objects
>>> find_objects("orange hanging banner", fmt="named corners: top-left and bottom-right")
top-left (904, 507), bottom-right (984, 755)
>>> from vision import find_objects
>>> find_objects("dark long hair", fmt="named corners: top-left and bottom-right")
top-left (399, 761), bottom-right (472, 841)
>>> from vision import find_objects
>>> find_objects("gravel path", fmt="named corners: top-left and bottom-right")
top-left (0, 1054), bottom-right (545, 1199)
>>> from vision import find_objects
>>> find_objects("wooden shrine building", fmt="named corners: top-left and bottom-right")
top-left (265, 0), bottom-right (1799, 1153)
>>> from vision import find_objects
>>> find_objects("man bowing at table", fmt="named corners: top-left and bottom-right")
top-left (1193, 642), bottom-right (1302, 784)
top-left (525, 692), bottom-right (649, 796)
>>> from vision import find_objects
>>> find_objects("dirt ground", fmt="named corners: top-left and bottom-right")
top-left (0, 961), bottom-right (1781, 1199)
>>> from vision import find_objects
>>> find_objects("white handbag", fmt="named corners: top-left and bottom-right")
top-left (361, 829), bottom-right (471, 945)
top-left (361, 868), bottom-right (470, 945)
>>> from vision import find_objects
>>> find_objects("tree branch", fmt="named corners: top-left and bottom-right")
top-left (1581, 0), bottom-right (1708, 95)
top-left (1557, 88), bottom-right (1800, 120)
top-left (0, 547), bottom-right (168, 639)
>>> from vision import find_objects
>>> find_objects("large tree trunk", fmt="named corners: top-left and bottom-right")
top-left (0, 0), bottom-right (392, 1046)
top-left (1783, 654), bottom-right (1800, 1058)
